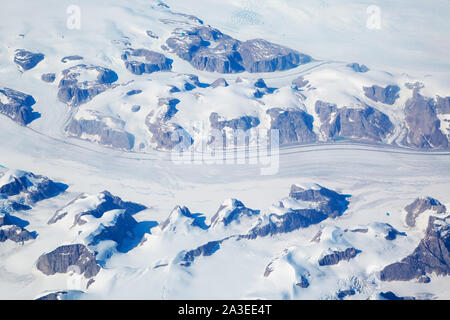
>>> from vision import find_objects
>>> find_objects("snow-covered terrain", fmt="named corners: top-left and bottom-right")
top-left (0, 0), bottom-right (449, 300)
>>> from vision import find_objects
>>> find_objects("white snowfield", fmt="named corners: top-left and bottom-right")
top-left (0, 0), bottom-right (449, 300)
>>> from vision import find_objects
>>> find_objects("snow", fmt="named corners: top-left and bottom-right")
top-left (0, 0), bottom-right (449, 300)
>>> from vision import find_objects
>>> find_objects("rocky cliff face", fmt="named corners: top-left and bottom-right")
top-left (267, 108), bottom-right (317, 144)
top-left (66, 112), bottom-right (135, 150)
top-left (14, 49), bottom-right (44, 71)
top-left (380, 215), bottom-right (450, 282)
top-left (242, 184), bottom-right (350, 239)
top-left (36, 244), bottom-right (101, 278)
top-left (363, 85), bottom-right (400, 105)
top-left (404, 197), bottom-right (446, 227)
top-left (57, 64), bottom-right (118, 107)
top-left (315, 101), bottom-right (394, 142)
top-left (145, 98), bottom-right (193, 151)
top-left (122, 49), bottom-right (173, 75)
top-left (166, 26), bottom-right (311, 73)
top-left (0, 214), bottom-right (36, 243)
top-left (318, 248), bottom-right (361, 266)
top-left (402, 89), bottom-right (449, 149)
top-left (0, 87), bottom-right (38, 125)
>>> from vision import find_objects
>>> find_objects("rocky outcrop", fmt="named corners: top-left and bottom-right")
top-left (61, 55), bottom-right (83, 63)
top-left (402, 90), bottom-right (448, 149)
top-left (180, 240), bottom-right (222, 267)
top-left (0, 87), bottom-right (38, 125)
top-left (166, 26), bottom-right (311, 74)
top-left (404, 197), bottom-right (446, 227)
top-left (436, 96), bottom-right (450, 114)
top-left (237, 39), bottom-right (311, 73)
top-left (347, 63), bottom-right (369, 73)
top-left (126, 89), bottom-right (142, 96)
top-left (14, 49), bottom-right (44, 71)
top-left (380, 215), bottom-right (450, 281)
top-left (121, 49), bottom-right (173, 75)
top-left (210, 199), bottom-right (260, 228)
top-left (57, 64), bottom-right (118, 107)
top-left (66, 112), bottom-right (135, 150)
top-left (291, 76), bottom-right (309, 90)
top-left (0, 169), bottom-right (67, 207)
top-left (209, 112), bottom-right (260, 132)
top-left (36, 244), bottom-right (100, 278)
top-left (289, 184), bottom-right (350, 218)
top-left (145, 98), bottom-right (193, 151)
top-left (266, 108), bottom-right (317, 145)
top-left (0, 213), bottom-right (36, 243)
top-left (210, 78), bottom-right (228, 88)
top-left (48, 190), bottom-right (146, 226)
top-left (378, 291), bottom-right (415, 300)
top-left (242, 184), bottom-right (350, 239)
top-left (363, 85), bottom-right (400, 105)
top-left (41, 73), bottom-right (56, 83)
top-left (318, 248), bottom-right (361, 266)
top-left (315, 101), bottom-right (394, 142)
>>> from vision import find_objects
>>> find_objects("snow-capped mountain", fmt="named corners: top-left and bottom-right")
top-left (0, 0), bottom-right (449, 300)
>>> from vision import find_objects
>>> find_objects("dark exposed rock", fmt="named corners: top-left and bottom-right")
top-left (145, 99), bottom-right (193, 151)
top-left (296, 275), bottom-right (310, 288)
top-left (291, 76), bottom-right (309, 90)
top-left (166, 26), bottom-right (311, 74)
top-left (210, 78), bottom-right (229, 88)
top-left (237, 39), bottom-right (311, 73)
top-left (36, 244), bottom-right (100, 278)
top-left (180, 240), bottom-right (222, 267)
top-left (0, 87), bottom-right (39, 125)
top-left (402, 90), bottom-right (448, 149)
top-left (14, 49), bottom-right (44, 71)
top-left (289, 184), bottom-right (350, 218)
top-left (253, 78), bottom-right (275, 98)
top-left (57, 64), bottom-right (118, 107)
top-left (210, 199), bottom-right (260, 227)
top-left (384, 225), bottom-right (407, 241)
top-left (379, 291), bottom-right (415, 300)
top-left (61, 55), bottom-right (83, 63)
top-left (266, 108), bottom-right (317, 145)
top-left (337, 289), bottom-right (356, 299)
top-left (380, 215), bottom-right (450, 281)
top-left (121, 49), bottom-right (173, 75)
top-left (88, 209), bottom-right (139, 251)
top-left (347, 63), bottom-right (369, 73)
top-left (315, 101), bottom-right (394, 142)
top-left (241, 184), bottom-right (350, 239)
top-left (243, 209), bottom-right (329, 239)
top-left (131, 105), bottom-right (141, 112)
top-left (41, 73), bottom-right (56, 83)
top-left (318, 248), bottom-right (361, 266)
top-left (0, 170), bottom-right (67, 205)
top-left (146, 30), bottom-right (159, 39)
top-left (436, 96), bottom-right (450, 114)
top-left (0, 220), bottom-right (36, 243)
top-left (363, 85), bottom-right (400, 105)
top-left (404, 197), bottom-right (446, 227)
top-left (210, 112), bottom-right (260, 132)
top-left (126, 89), bottom-right (142, 96)
top-left (66, 115), bottom-right (135, 150)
